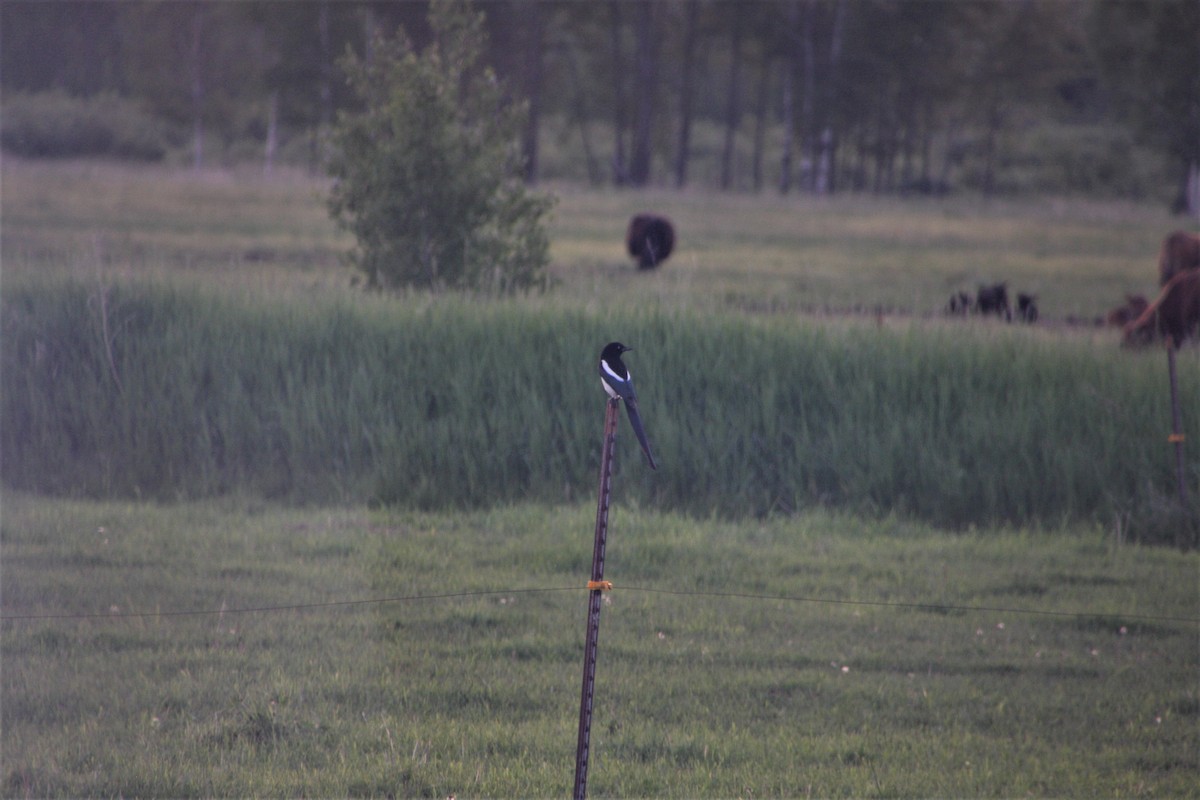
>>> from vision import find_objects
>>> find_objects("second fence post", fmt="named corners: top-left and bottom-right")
top-left (1166, 340), bottom-right (1188, 506)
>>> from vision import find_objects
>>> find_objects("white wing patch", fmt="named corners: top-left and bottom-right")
top-left (600, 360), bottom-right (627, 383)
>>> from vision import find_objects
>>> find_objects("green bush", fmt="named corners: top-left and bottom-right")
top-left (327, 0), bottom-right (553, 294)
top-left (0, 90), bottom-right (171, 160)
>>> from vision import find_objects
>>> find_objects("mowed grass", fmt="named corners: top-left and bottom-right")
top-left (2, 493), bottom-right (1197, 797)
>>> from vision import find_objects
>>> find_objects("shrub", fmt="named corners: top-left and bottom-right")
top-left (0, 90), bottom-right (170, 160)
top-left (326, 0), bottom-right (553, 294)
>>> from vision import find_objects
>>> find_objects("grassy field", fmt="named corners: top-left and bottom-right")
top-left (2, 159), bottom-right (1198, 795)
top-left (4, 159), bottom-right (1197, 536)
top-left (0, 157), bottom-right (1181, 317)
top-left (2, 493), bottom-right (1197, 797)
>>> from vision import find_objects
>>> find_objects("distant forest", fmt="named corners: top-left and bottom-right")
top-left (2, 1), bottom-right (1197, 208)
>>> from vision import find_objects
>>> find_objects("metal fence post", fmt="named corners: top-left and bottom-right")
top-left (573, 397), bottom-right (620, 800)
top-left (1166, 340), bottom-right (1188, 506)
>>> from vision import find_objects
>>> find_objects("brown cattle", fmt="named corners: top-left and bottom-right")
top-left (946, 290), bottom-right (972, 315)
top-left (1106, 294), bottom-right (1149, 327)
top-left (975, 282), bottom-right (1011, 320)
top-left (1158, 230), bottom-right (1200, 286)
top-left (1123, 270), bottom-right (1200, 347)
top-left (1017, 292), bottom-right (1038, 323)
top-left (626, 213), bottom-right (675, 269)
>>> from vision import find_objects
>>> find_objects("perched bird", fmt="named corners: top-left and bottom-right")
top-left (598, 342), bottom-right (658, 470)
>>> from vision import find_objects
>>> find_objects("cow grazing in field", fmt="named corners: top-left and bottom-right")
top-left (1158, 230), bottom-right (1200, 286)
top-left (946, 291), bottom-right (973, 315)
top-left (975, 283), bottom-right (1011, 320)
top-left (626, 213), bottom-right (675, 269)
top-left (1106, 294), bottom-right (1149, 327)
top-left (1017, 293), bottom-right (1038, 323)
top-left (1122, 270), bottom-right (1200, 347)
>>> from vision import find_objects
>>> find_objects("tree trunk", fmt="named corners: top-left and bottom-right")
top-left (853, 125), bottom-right (868, 191)
top-left (264, 90), bottom-right (278, 176)
top-left (673, 0), bottom-right (700, 188)
top-left (629, 1), bottom-right (659, 187)
top-left (779, 1), bottom-right (800, 194)
top-left (799, 0), bottom-right (816, 192)
top-left (190, 6), bottom-right (204, 171)
top-left (981, 103), bottom-right (1001, 196)
top-left (609, 1), bottom-right (628, 185)
top-left (899, 113), bottom-right (915, 191)
top-left (720, 15), bottom-right (744, 191)
top-left (814, 0), bottom-right (846, 195)
top-left (361, 4), bottom-right (376, 64)
top-left (562, 37), bottom-right (603, 186)
top-left (751, 54), bottom-right (772, 192)
top-left (315, 0), bottom-right (332, 172)
top-left (779, 59), bottom-right (795, 194)
top-left (937, 116), bottom-right (960, 191)
top-left (520, 2), bottom-right (547, 184)
top-left (918, 100), bottom-right (934, 190)
top-left (1179, 160), bottom-right (1200, 218)
top-left (871, 98), bottom-right (889, 194)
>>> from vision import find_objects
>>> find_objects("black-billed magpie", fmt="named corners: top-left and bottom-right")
top-left (598, 341), bottom-right (658, 470)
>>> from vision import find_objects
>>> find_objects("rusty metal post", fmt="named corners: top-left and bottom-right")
top-left (1166, 341), bottom-right (1188, 505)
top-left (573, 397), bottom-right (620, 800)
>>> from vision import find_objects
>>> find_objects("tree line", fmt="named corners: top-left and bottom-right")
top-left (2, 0), bottom-right (1197, 207)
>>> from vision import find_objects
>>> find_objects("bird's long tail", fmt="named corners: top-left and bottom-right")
top-left (622, 398), bottom-right (658, 470)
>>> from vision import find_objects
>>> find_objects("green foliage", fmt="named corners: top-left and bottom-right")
top-left (4, 278), bottom-right (1196, 541)
top-left (2, 2), bottom-right (1191, 198)
top-left (996, 121), bottom-right (1172, 198)
top-left (0, 90), bottom-right (171, 160)
top-left (1091, 0), bottom-right (1200, 168)
top-left (326, 0), bottom-right (553, 293)
top-left (3, 496), bottom-right (1197, 795)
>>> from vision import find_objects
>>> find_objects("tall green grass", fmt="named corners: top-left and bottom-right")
top-left (4, 277), bottom-right (1195, 538)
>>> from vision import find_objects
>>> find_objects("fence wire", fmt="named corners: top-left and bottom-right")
top-left (2, 584), bottom-right (1196, 625)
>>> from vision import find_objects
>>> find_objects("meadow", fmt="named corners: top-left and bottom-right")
top-left (1, 158), bottom-right (1198, 795)
top-left (3, 159), bottom-right (1197, 535)
top-left (0, 158), bottom-right (1181, 315)
top-left (3, 494), bottom-right (1197, 797)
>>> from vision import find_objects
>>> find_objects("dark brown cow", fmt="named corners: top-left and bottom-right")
top-left (945, 291), bottom-right (972, 315)
top-left (1017, 292), bottom-right (1038, 323)
top-left (975, 282), bottom-right (1011, 320)
top-left (1123, 270), bottom-right (1200, 347)
top-left (1106, 294), bottom-right (1149, 327)
top-left (626, 213), bottom-right (675, 269)
top-left (1157, 230), bottom-right (1200, 286)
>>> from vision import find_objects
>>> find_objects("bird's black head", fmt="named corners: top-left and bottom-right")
top-left (600, 342), bottom-right (631, 361)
